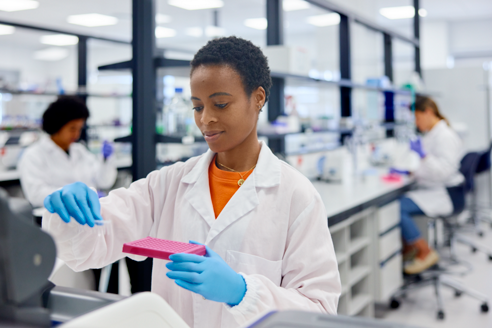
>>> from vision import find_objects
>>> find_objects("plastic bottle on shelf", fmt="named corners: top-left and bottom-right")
top-left (163, 88), bottom-right (193, 136)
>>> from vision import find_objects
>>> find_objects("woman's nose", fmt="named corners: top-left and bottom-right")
top-left (200, 107), bottom-right (217, 125)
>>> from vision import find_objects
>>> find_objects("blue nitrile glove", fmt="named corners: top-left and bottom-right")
top-left (410, 138), bottom-right (426, 159)
top-left (102, 140), bottom-right (114, 160)
top-left (166, 241), bottom-right (247, 306)
top-left (44, 182), bottom-right (103, 228)
top-left (389, 168), bottom-right (411, 176)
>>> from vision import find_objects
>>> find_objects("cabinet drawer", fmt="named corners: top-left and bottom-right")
top-left (378, 253), bottom-right (403, 302)
top-left (379, 227), bottom-right (401, 262)
top-left (378, 201), bottom-right (400, 234)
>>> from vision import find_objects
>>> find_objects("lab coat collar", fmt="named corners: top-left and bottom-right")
top-left (39, 135), bottom-right (68, 155)
top-left (181, 141), bottom-right (281, 238)
top-left (426, 120), bottom-right (446, 138)
top-left (181, 140), bottom-right (281, 188)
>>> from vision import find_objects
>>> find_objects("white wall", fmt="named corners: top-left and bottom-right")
top-left (421, 21), bottom-right (450, 69)
top-left (424, 67), bottom-right (489, 151)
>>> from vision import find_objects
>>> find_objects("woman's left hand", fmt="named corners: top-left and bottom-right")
top-left (166, 241), bottom-right (246, 306)
top-left (102, 141), bottom-right (114, 160)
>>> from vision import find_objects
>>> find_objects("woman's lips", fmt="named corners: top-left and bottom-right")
top-left (203, 131), bottom-right (223, 142)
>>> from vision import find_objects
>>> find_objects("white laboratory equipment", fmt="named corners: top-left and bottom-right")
top-left (60, 292), bottom-right (190, 328)
top-left (163, 88), bottom-right (195, 136)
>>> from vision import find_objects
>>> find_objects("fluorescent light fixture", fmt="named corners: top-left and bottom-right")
top-left (156, 13), bottom-right (172, 24)
top-left (0, 24), bottom-right (15, 35)
top-left (283, 0), bottom-right (309, 11)
top-left (40, 34), bottom-right (78, 46)
top-left (186, 27), bottom-right (203, 37)
top-left (33, 48), bottom-right (69, 61)
top-left (155, 26), bottom-right (176, 38)
top-left (0, 0), bottom-right (38, 12)
top-left (168, 0), bottom-right (223, 10)
top-left (205, 26), bottom-right (226, 37)
top-left (380, 6), bottom-right (427, 19)
top-left (67, 13), bottom-right (118, 27)
top-left (306, 13), bottom-right (340, 27)
top-left (244, 18), bottom-right (267, 30)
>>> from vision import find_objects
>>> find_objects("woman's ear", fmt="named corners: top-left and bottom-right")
top-left (254, 87), bottom-right (266, 112)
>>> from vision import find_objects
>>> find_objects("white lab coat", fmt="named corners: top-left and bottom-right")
top-left (18, 136), bottom-right (117, 207)
top-left (407, 120), bottom-right (465, 217)
top-left (42, 141), bottom-right (341, 328)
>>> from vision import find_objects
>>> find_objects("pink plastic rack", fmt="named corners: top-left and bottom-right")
top-left (122, 237), bottom-right (206, 260)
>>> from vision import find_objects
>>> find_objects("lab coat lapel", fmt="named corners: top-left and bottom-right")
top-left (182, 151), bottom-right (216, 228)
top-left (205, 142), bottom-right (281, 243)
top-left (206, 173), bottom-right (260, 243)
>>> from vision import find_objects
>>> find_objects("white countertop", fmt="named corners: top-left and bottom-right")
top-left (313, 171), bottom-right (414, 219)
top-left (0, 156), bottom-right (133, 182)
top-left (0, 170), bottom-right (21, 182)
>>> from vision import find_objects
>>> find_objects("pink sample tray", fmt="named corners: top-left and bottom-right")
top-left (381, 173), bottom-right (403, 183)
top-left (122, 237), bottom-right (206, 260)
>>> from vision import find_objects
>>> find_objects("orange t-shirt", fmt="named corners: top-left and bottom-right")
top-left (209, 157), bottom-right (254, 218)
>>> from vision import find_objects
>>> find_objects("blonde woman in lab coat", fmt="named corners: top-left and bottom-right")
top-left (42, 37), bottom-right (341, 328)
top-left (397, 96), bottom-right (464, 274)
top-left (18, 96), bottom-right (117, 207)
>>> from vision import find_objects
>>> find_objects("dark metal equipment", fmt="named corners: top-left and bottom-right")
top-left (0, 189), bottom-right (56, 326)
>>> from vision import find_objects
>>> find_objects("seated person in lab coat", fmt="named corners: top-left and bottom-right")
top-left (42, 37), bottom-right (341, 328)
top-left (18, 96), bottom-right (117, 208)
top-left (398, 96), bottom-right (464, 275)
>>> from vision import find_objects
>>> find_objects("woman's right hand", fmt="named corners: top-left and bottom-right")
top-left (44, 182), bottom-right (103, 227)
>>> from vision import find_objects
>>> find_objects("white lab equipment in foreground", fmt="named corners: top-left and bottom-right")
top-left (60, 292), bottom-right (190, 328)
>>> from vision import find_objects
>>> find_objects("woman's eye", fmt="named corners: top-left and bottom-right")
top-left (215, 103), bottom-right (227, 109)
top-left (193, 106), bottom-right (203, 112)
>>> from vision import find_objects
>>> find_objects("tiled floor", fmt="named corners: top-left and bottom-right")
top-left (377, 225), bottom-right (492, 328)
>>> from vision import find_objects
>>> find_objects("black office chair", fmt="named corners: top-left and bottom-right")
top-left (390, 152), bottom-right (489, 320)
top-left (468, 143), bottom-right (492, 231)
top-left (456, 150), bottom-right (492, 259)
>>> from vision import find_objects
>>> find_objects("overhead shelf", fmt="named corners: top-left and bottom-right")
top-left (115, 129), bottom-right (347, 145)
top-left (271, 72), bottom-right (413, 95)
top-left (114, 134), bottom-right (205, 144)
top-left (0, 88), bottom-right (130, 99)
top-left (114, 122), bottom-right (408, 146)
top-left (98, 58), bottom-right (191, 71)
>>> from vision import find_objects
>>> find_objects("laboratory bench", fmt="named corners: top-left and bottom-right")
top-left (0, 156), bottom-right (133, 183)
top-left (313, 172), bottom-right (414, 317)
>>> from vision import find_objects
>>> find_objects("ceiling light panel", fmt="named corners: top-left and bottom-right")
top-left (156, 14), bottom-right (172, 24)
top-left (283, 0), bottom-right (310, 12)
top-left (0, 24), bottom-right (15, 35)
top-left (306, 13), bottom-right (340, 27)
top-left (67, 13), bottom-right (118, 27)
top-left (205, 26), bottom-right (226, 37)
top-left (33, 48), bottom-right (69, 61)
top-left (40, 34), bottom-right (79, 46)
top-left (379, 6), bottom-right (425, 19)
top-left (186, 27), bottom-right (203, 38)
top-left (155, 26), bottom-right (176, 38)
top-left (168, 0), bottom-right (223, 10)
top-left (0, 0), bottom-right (38, 12)
top-left (244, 18), bottom-right (268, 30)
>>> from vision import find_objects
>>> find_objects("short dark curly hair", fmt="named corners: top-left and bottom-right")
top-left (42, 96), bottom-right (90, 135)
top-left (190, 36), bottom-right (272, 105)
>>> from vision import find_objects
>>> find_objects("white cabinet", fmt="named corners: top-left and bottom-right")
top-left (374, 201), bottom-right (403, 303)
top-left (329, 200), bottom-right (404, 315)
top-left (330, 209), bottom-right (375, 317)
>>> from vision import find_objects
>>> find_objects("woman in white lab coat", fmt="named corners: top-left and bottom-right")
top-left (18, 96), bottom-right (117, 208)
top-left (399, 96), bottom-right (464, 274)
top-left (42, 37), bottom-right (341, 328)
